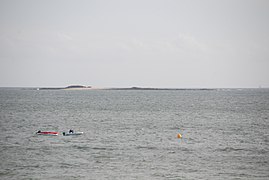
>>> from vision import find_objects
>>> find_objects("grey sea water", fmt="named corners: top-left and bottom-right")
top-left (0, 88), bottom-right (269, 179)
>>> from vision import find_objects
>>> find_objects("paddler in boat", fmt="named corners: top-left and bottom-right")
top-left (37, 130), bottom-right (41, 133)
top-left (69, 129), bottom-right (74, 133)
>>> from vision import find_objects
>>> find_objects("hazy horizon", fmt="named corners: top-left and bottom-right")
top-left (1, 0), bottom-right (269, 88)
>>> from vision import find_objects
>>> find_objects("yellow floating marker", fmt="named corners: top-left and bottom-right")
top-left (177, 133), bottom-right (182, 138)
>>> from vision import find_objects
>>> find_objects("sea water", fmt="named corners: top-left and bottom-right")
top-left (0, 88), bottom-right (268, 179)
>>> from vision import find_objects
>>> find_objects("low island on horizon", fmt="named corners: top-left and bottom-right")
top-left (38, 85), bottom-right (92, 90)
top-left (37, 85), bottom-right (216, 91)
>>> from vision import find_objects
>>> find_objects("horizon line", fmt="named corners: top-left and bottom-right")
top-left (0, 85), bottom-right (268, 89)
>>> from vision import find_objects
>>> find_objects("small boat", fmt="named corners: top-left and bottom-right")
top-left (63, 131), bottom-right (83, 136)
top-left (36, 131), bottom-right (59, 136)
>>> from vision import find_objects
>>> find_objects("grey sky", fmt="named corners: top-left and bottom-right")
top-left (0, 0), bottom-right (269, 88)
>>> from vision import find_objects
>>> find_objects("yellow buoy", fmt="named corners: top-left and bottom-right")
top-left (177, 133), bottom-right (182, 138)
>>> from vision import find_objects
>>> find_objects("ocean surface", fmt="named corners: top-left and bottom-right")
top-left (0, 88), bottom-right (269, 179)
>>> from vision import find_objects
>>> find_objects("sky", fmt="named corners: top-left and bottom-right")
top-left (0, 0), bottom-right (269, 88)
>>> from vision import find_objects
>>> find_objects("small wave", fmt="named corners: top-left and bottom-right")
top-left (72, 145), bottom-right (91, 150)
top-left (215, 147), bottom-right (247, 152)
top-left (179, 147), bottom-right (193, 153)
top-left (136, 145), bottom-right (158, 150)
top-left (255, 148), bottom-right (269, 155)
top-left (0, 171), bottom-right (12, 177)
top-left (92, 147), bottom-right (109, 150)
top-left (19, 164), bottom-right (40, 169)
top-left (26, 147), bottom-right (38, 151)
top-left (91, 147), bottom-right (116, 151)
top-left (169, 126), bottom-right (181, 130)
top-left (59, 162), bottom-right (79, 168)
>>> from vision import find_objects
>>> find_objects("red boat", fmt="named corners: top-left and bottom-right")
top-left (36, 131), bottom-right (59, 136)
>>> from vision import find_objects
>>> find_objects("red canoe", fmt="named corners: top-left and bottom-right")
top-left (36, 131), bottom-right (59, 136)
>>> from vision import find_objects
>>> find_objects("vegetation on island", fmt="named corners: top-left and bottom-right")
top-left (38, 85), bottom-right (91, 90)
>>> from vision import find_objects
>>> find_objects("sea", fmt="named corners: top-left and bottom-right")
top-left (0, 88), bottom-right (268, 179)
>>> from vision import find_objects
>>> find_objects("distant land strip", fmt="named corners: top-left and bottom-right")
top-left (107, 87), bottom-right (216, 90)
top-left (38, 85), bottom-right (91, 90)
top-left (37, 85), bottom-right (216, 91)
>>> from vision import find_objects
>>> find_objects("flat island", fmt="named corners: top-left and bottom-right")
top-left (38, 85), bottom-right (91, 90)
top-left (38, 85), bottom-right (215, 91)
top-left (107, 87), bottom-right (215, 91)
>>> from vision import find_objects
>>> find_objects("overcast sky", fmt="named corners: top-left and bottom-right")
top-left (0, 0), bottom-right (268, 88)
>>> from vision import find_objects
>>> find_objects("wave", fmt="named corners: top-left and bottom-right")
top-left (91, 147), bottom-right (115, 151)
top-left (215, 147), bottom-right (248, 152)
top-left (136, 145), bottom-right (158, 150)
top-left (215, 146), bottom-right (269, 155)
